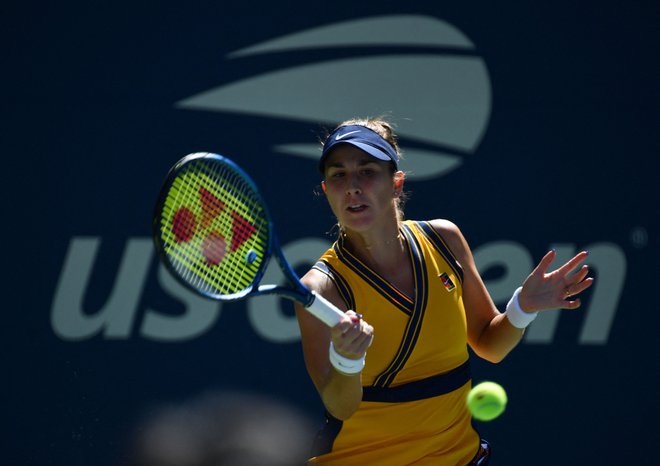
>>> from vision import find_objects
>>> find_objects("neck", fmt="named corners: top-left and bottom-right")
top-left (342, 223), bottom-right (406, 267)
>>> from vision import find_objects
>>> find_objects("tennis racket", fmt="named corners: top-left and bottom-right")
top-left (152, 152), bottom-right (344, 327)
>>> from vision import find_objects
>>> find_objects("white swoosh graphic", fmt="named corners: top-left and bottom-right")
top-left (176, 15), bottom-right (491, 181)
top-left (335, 130), bottom-right (361, 140)
top-left (177, 55), bottom-right (490, 151)
top-left (229, 14), bottom-right (474, 57)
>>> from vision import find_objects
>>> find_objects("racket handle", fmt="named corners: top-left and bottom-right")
top-left (306, 291), bottom-right (345, 327)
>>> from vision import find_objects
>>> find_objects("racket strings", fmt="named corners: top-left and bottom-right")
top-left (159, 158), bottom-right (269, 296)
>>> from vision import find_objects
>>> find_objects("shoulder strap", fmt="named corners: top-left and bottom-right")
top-left (312, 260), bottom-right (355, 311)
top-left (414, 221), bottom-right (464, 284)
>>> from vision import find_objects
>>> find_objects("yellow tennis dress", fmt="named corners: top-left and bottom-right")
top-left (308, 220), bottom-right (482, 465)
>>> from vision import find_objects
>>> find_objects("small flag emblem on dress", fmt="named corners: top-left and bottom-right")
top-left (440, 272), bottom-right (455, 292)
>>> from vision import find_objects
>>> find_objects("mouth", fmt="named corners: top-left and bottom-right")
top-left (346, 204), bottom-right (367, 213)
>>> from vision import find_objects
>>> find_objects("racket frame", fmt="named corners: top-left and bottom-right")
top-left (153, 152), bottom-right (342, 326)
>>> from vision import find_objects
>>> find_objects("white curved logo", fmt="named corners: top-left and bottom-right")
top-left (176, 15), bottom-right (492, 181)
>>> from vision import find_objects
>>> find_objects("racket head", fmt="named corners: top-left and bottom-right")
top-left (153, 152), bottom-right (273, 300)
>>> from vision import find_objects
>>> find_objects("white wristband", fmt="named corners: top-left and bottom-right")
top-left (329, 342), bottom-right (365, 375)
top-left (505, 287), bottom-right (538, 329)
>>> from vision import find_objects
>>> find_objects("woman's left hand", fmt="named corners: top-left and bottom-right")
top-left (518, 250), bottom-right (594, 312)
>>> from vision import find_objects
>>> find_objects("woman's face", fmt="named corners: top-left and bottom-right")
top-left (322, 144), bottom-right (401, 234)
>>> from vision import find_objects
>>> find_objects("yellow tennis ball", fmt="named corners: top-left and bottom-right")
top-left (467, 381), bottom-right (508, 421)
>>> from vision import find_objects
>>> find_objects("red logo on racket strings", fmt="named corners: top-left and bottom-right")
top-left (170, 186), bottom-right (257, 266)
top-left (202, 231), bottom-right (228, 265)
top-left (199, 187), bottom-right (225, 229)
top-left (171, 207), bottom-right (197, 243)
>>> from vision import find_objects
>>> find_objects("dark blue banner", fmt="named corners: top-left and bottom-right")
top-left (5, 2), bottom-right (658, 465)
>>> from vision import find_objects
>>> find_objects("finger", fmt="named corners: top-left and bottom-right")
top-left (339, 319), bottom-right (371, 341)
top-left (567, 265), bottom-right (590, 286)
top-left (356, 322), bottom-right (375, 348)
top-left (331, 317), bottom-right (357, 338)
top-left (531, 250), bottom-right (557, 277)
top-left (345, 310), bottom-right (363, 324)
top-left (337, 325), bottom-right (373, 355)
top-left (569, 277), bottom-right (594, 296)
top-left (556, 251), bottom-right (589, 276)
top-left (352, 330), bottom-right (373, 349)
top-left (562, 298), bottom-right (582, 310)
top-left (564, 275), bottom-right (594, 300)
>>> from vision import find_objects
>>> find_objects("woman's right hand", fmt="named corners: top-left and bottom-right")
top-left (330, 310), bottom-right (374, 360)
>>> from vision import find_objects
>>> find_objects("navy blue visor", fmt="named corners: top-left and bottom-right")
top-left (319, 125), bottom-right (399, 173)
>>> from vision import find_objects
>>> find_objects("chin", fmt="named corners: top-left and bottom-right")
top-left (341, 217), bottom-right (375, 234)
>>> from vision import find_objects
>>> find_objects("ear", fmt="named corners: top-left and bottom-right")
top-left (321, 180), bottom-right (327, 193)
top-left (393, 171), bottom-right (405, 189)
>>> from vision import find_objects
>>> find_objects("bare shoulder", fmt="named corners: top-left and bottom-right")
top-left (425, 219), bottom-right (470, 259)
top-left (426, 218), bottom-right (461, 236)
top-left (426, 218), bottom-right (464, 243)
top-left (300, 267), bottom-right (347, 313)
top-left (300, 267), bottom-right (331, 294)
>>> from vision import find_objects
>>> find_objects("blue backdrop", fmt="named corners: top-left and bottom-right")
top-left (5, 1), bottom-right (658, 465)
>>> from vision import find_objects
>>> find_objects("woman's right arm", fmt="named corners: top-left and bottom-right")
top-left (294, 269), bottom-right (374, 420)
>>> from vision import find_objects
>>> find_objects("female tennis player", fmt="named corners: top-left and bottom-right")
top-left (294, 118), bottom-right (594, 465)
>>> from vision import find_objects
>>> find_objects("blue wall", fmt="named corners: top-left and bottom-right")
top-left (5, 2), bottom-right (658, 465)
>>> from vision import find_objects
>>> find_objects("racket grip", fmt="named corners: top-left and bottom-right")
top-left (306, 291), bottom-right (345, 327)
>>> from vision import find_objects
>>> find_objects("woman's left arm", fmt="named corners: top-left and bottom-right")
top-left (430, 220), bottom-right (594, 363)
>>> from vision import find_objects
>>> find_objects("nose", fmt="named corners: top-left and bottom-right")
top-left (346, 174), bottom-right (361, 195)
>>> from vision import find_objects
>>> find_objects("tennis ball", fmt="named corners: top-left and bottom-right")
top-left (467, 381), bottom-right (507, 421)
